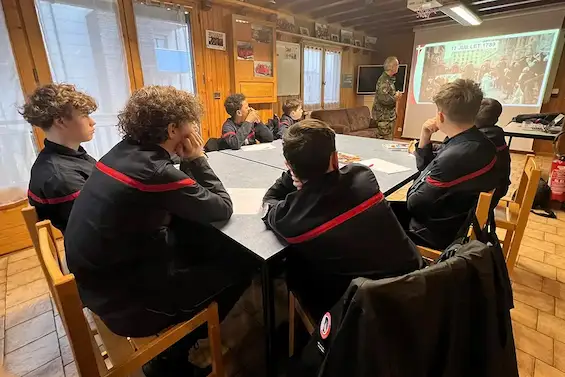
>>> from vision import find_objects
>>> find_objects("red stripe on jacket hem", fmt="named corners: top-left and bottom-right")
top-left (426, 156), bottom-right (497, 188)
top-left (28, 189), bottom-right (80, 205)
top-left (96, 162), bottom-right (196, 192)
top-left (222, 132), bottom-right (236, 138)
top-left (285, 191), bottom-right (385, 244)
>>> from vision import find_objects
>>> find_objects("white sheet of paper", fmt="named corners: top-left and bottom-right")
top-left (226, 188), bottom-right (267, 215)
top-left (241, 143), bottom-right (276, 152)
top-left (359, 158), bottom-right (411, 174)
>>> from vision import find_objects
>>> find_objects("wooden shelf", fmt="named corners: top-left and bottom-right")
top-left (276, 30), bottom-right (376, 52)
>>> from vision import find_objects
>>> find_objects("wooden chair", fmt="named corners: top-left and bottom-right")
top-left (417, 191), bottom-right (494, 263)
top-left (288, 291), bottom-right (316, 357)
top-left (36, 219), bottom-right (225, 377)
top-left (495, 155), bottom-right (540, 274)
top-left (21, 205), bottom-right (68, 272)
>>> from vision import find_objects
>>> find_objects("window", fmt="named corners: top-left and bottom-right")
top-left (0, 3), bottom-right (37, 191)
top-left (35, 0), bottom-right (131, 159)
top-left (323, 49), bottom-right (342, 110)
top-left (303, 45), bottom-right (342, 111)
top-left (303, 45), bottom-right (323, 111)
top-left (134, 2), bottom-right (196, 93)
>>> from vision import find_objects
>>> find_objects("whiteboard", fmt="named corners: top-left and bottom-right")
top-left (276, 41), bottom-right (301, 96)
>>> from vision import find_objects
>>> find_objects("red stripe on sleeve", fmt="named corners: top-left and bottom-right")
top-left (28, 189), bottom-right (80, 205)
top-left (96, 162), bottom-right (196, 192)
top-left (222, 132), bottom-right (236, 138)
top-left (248, 131), bottom-right (255, 139)
top-left (496, 144), bottom-right (508, 151)
top-left (426, 156), bottom-right (497, 188)
top-left (285, 192), bottom-right (385, 244)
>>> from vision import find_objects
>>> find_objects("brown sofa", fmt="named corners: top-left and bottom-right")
top-left (310, 106), bottom-right (378, 138)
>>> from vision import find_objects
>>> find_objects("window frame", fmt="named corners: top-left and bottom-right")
top-left (300, 42), bottom-right (343, 111)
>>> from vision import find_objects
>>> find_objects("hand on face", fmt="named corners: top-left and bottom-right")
top-left (245, 108), bottom-right (260, 124)
top-left (422, 117), bottom-right (439, 135)
top-left (285, 162), bottom-right (303, 190)
top-left (176, 131), bottom-right (204, 161)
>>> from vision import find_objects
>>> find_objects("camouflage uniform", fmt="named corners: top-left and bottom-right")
top-left (372, 72), bottom-right (397, 140)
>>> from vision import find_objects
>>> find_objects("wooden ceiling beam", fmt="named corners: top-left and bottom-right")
top-left (342, 8), bottom-right (414, 27)
top-left (320, 0), bottom-right (402, 22)
top-left (290, 0), bottom-right (351, 13)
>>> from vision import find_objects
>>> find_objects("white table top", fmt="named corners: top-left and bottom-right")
top-left (503, 121), bottom-right (560, 140)
top-left (220, 134), bottom-right (419, 196)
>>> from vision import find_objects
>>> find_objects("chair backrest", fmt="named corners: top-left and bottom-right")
top-left (22, 205), bottom-right (40, 253)
top-left (418, 191), bottom-right (493, 262)
top-left (506, 155), bottom-right (541, 270)
top-left (36, 220), bottom-right (107, 377)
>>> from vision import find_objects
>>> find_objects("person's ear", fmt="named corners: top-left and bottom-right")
top-left (437, 112), bottom-right (445, 124)
top-left (236, 109), bottom-right (242, 117)
top-left (331, 151), bottom-right (339, 171)
top-left (167, 123), bottom-right (178, 140)
top-left (52, 117), bottom-right (66, 130)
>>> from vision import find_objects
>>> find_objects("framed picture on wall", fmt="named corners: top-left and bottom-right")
top-left (354, 40), bottom-right (362, 47)
top-left (364, 36), bottom-right (377, 49)
top-left (315, 23), bottom-right (329, 40)
top-left (331, 34), bottom-right (339, 42)
top-left (341, 29), bottom-right (353, 45)
top-left (299, 27), bottom-right (310, 36)
top-left (206, 30), bottom-right (226, 51)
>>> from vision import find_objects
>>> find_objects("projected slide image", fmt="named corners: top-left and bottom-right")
top-left (412, 29), bottom-right (559, 106)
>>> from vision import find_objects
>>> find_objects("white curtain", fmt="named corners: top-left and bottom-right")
top-left (36, 0), bottom-right (131, 159)
top-left (0, 3), bottom-right (37, 191)
top-left (133, 2), bottom-right (196, 93)
top-left (324, 49), bottom-right (342, 110)
top-left (303, 45), bottom-right (323, 111)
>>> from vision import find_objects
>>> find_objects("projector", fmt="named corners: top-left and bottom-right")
top-left (407, 0), bottom-right (443, 12)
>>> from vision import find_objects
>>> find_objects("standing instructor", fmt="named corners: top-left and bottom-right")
top-left (373, 56), bottom-right (401, 140)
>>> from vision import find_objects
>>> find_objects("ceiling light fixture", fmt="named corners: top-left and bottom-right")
top-left (441, 3), bottom-right (482, 26)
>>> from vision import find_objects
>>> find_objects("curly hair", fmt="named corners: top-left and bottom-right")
top-left (118, 86), bottom-right (204, 145)
top-left (282, 98), bottom-right (302, 116)
top-left (224, 93), bottom-right (246, 118)
top-left (19, 83), bottom-right (97, 130)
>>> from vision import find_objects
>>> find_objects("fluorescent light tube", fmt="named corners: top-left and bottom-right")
top-left (442, 3), bottom-right (482, 26)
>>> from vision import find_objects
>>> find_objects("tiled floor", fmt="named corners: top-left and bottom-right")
top-left (1, 152), bottom-right (564, 377)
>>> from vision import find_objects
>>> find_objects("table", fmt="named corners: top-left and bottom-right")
top-left (220, 135), bottom-right (419, 196)
top-left (503, 121), bottom-right (561, 147)
top-left (206, 136), bottom-right (419, 376)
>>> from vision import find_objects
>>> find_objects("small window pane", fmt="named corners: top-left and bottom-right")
top-left (35, 0), bottom-right (131, 159)
top-left (134, 3), bottom-right (196, 93)
top-left (303, 45), bottom-right (323, 111)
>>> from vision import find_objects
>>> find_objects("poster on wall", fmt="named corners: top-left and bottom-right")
top-left (277, 14), bottom-right (296, 33)
top-left (252, 24), bottom-right (272, 43)
top-left (206, 30), bottom-right (226, 51)
top-left (254, 61), bottom-right (273, 77)
top-left (341, 29), bottom-right (353, 45)
top-left (237, 41), bottom-right (254, 60)
top-left (276, 41), bottom-right (301, 96)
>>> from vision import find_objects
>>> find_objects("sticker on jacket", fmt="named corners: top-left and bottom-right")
top-left (320, 312), bottom-right (331, 340)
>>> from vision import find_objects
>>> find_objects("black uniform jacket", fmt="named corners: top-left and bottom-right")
top-left (65, 139), bottom-right (233, 331)
top-left (221, 118), bottom-right (274, 150)
top-left (479, 124), bottom-right (511, 206)
top-left (294, 241), bottom-right (518, 377)
top-left (408, 126), bottom-right (498, 250)
top-left (275, 114), bottom-right (296, 140)
top-left (263, 164), bottom-right (424, 316)
top-left (28, 139), bottom-right (96, 232)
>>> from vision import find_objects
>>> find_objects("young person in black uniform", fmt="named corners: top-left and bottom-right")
top-left (22, 84), bottom-right (97, 233)
top-left (476, 98), bottom-right (511, 206)
top-left (262, 119), bottom-right (423, 319)
top-left (392, 79), bottom-right (499, 250)
top-left (65, 86), bottom-right (252, 376)
top-left (274, 98), bottom-right (304, 140)
top-left (221, 93), bottom-right (273, 149)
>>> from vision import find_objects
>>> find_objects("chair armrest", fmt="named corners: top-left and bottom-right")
top-left (331, 124), bottom-right (351, 134)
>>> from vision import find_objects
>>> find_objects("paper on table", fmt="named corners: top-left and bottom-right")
top-left (359, 158), bottom-right (411, 174)
top-left (226, 188), bottom-right (267, 215)
top-left (241, 143), bottom-right (277, 152)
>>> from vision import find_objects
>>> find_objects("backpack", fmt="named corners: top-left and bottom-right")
top-left (530, 178), bottom-right (557, 218)
top-left (267, 115), bottom-right (281, 139)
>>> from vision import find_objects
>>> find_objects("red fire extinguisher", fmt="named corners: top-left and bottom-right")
top-left (550, 132), bottom-right (565, 203)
